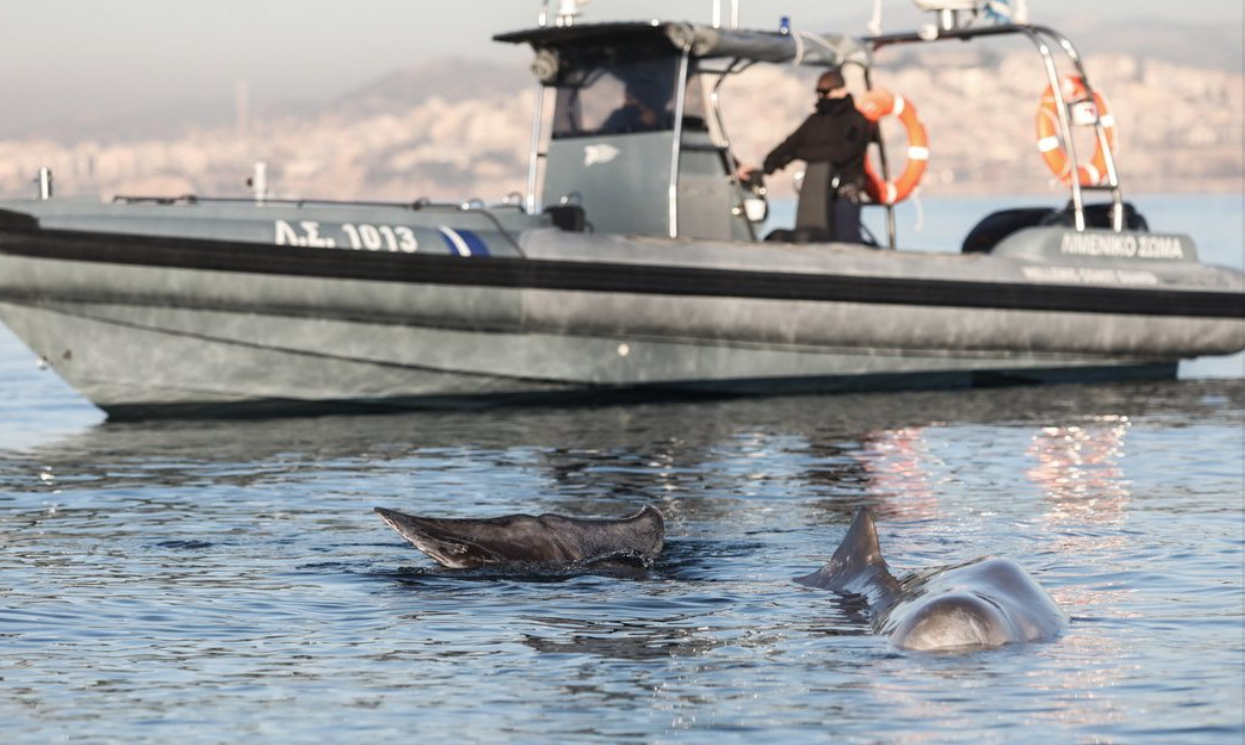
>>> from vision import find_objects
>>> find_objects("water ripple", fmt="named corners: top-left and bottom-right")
top-left (0, 364), bottom-right (1242, 743)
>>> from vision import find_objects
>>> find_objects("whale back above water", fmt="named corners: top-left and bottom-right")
top-left (796, 508), bottom-right (1067, 651)
top-left (374, 505), bottom-right (664, 569)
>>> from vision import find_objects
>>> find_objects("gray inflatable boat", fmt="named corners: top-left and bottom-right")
top-left (1, 6), bottom-right (1241, 419)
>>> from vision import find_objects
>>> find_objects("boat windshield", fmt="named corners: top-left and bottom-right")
top-left (551, 55), bottom-right (706, 138)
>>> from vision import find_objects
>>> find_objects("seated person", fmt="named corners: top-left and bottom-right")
top-left (601, 79), bottom-right (674, 134)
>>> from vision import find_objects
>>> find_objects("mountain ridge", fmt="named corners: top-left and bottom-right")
top-left (2, 16), bottom-right (1238, 144)
top-left (1, 17), bottom-right (1239, 200)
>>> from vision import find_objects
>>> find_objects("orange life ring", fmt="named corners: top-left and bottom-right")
top-left (855, 88), bottom-right (928, 205)
top-left (1036, 75), bottom-right (1117, 186)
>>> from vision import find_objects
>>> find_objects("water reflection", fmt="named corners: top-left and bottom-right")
top-left (1, 378), bottom-right (1242, 744)
top-left (858, 649), bottom-right (1019, 745)
top-left (1030, 417), bottom-right (1131, 523)
top-left (522, 617), bottom-right (719, 661)
top-left (1030, 415), bottom-right (1132, 560)
top-left (1026, 414), bottom-right (1136, 739)
top-left (859, 427), bottom-right (944, 521)
top-left (4, 381), bottom-right (1236, 497)
top-left (1022, 629), bottom-right (1131, 737)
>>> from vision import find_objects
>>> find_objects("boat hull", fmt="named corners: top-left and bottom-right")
top-left (0, 294), bottom-right (1181, 419)
top-left (0, 205), bottom-right (1240, 418)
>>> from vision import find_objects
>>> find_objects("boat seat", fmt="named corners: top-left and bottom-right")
top-left (794, 162), bottom-right (834, 238)
top-left (962, 202), bottom-right (1149, 254)
top-left (764, 227), bottom-right (832, 243)
top-left (544, 204), bottom-right (588, 232)
top-left (764, 161), bottom-right (875, 245)
top-left (961, 208), bottom-right (1057, 254)
top-left (1040, 201), bottom-right (1149, 231)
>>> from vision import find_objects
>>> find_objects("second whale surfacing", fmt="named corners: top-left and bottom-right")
top-left (374, 505), bottom-right (664, 569)
top-left (796, 508), bottom-right (1067, 652)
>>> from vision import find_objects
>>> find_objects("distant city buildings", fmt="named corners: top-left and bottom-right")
top-left (0, 50), bottom-right (1240, 202)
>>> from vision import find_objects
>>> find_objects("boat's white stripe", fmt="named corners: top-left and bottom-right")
top-left (438, 226), bottom-right (473, 257)
top-left (1037, 136), bottom-right (1061, 153)
top-left (1099, 114), bottom-right (1115, 128)
top-left (907, 146), bottom-right (930, 161)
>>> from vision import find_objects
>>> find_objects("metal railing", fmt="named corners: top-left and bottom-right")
top-left (867, 23), bottom-right (1125, 233)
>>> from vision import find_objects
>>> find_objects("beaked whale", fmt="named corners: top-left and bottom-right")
top-left (796, 508), bottom-right (1067, 651)
top-left (374, 505), bottom-right (664, 569)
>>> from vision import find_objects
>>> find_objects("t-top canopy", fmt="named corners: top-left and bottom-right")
top-left (494, 21), bottom-right (871, 70)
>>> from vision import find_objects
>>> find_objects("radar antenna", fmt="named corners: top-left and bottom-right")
top-left (912, 0), bottom-right (1028, 32)
top-left (538, 0), bottom-right (590, 27)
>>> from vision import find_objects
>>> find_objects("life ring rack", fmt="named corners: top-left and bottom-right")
top-left (1036, 75), bottom-right (1118, 186)
top-left (855, 88), bottom-right (929, 205)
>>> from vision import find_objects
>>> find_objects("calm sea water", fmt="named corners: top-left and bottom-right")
top-left (1, 196), bottom-right (1242, 744)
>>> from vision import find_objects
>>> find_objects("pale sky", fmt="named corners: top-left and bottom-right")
top-left (1, 0), bottom-right (1240, 136)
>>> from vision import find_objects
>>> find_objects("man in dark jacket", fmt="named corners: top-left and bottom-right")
top-left (740, 69), bottom-right (872, 243)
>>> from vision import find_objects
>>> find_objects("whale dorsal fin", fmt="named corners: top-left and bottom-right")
top-left (795, 507), bottom-right (898, 597)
